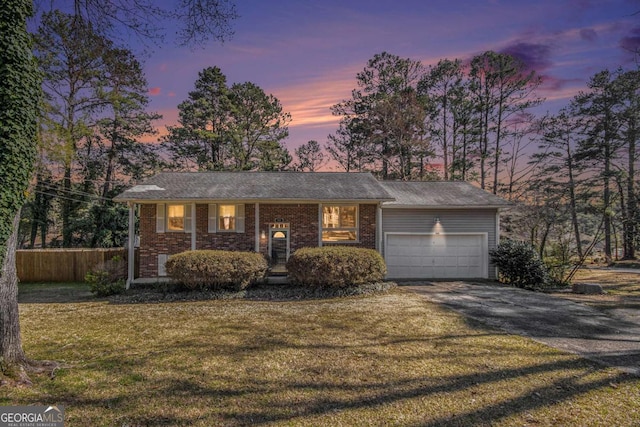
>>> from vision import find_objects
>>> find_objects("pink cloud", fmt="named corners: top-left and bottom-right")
top-left (149, 87), bottom-right (162, 96)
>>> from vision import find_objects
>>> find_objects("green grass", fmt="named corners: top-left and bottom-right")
top-left (7, 284), bottom-right (640, 426)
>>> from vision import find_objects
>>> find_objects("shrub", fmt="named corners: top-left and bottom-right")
top-left (165, 250), bottom-right (268, 291)
top-left (489, 239), bottom-right (550, 290)
top-left (85, 256), bottom-right (127, 297)
top-left (286, 246), bottom-right (387, 288)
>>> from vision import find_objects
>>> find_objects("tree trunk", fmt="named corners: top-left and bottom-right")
top-left (566, 143), bottom-right (583, 259)
top-left (0, 212), bottom-right (28, 380)
top-left (624, 120), bottom-right (637, 259)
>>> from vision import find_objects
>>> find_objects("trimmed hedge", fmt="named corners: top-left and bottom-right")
top-left (165, 250), bottom-right (268, 291)
top-left (286, 246), bottom-right (387, 287)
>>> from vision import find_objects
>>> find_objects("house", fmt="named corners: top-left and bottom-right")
top-left (114, 172), bottom-right (511, 286)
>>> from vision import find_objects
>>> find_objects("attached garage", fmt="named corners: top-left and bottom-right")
top-left (379, 181), bottom-right (511, 280)
top-left (385, 233), bottom-right (488, 279)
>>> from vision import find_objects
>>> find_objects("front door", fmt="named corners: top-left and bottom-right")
top-left (269, 224), bottom-right (290, 272)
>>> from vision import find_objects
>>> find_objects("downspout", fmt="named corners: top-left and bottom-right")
top-left (126, 202), bottom-right (135, 289)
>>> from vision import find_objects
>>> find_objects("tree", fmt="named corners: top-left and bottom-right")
top-left (573, 70), bottom-right (625, 262)
top-left (294, 140), bottom-right (326, 171)
top-left (468, 51), bottom-right (543, 193)
top-left (164, 66), bottom-right (231, 170)
top-left (332, 52), bottom-right (428, 179)
top-left (1, 0), bottom-right (237, 384)
top-left (325, 118), bottom-right (376, 172)
top-left (612, 70), bottom-right (640, 259)
top-left (530, 111), bottom-right (589, 259)
top-left (227, 81), bottom-right (291, 171)
top-left (0, 0), bottom-right (42, 383)
top-left (35, 11), bottom-right (113, 246)
top-left (164, 68), bottom-right (292, 171)
top-left (418, 58), bottom-right (465, 180)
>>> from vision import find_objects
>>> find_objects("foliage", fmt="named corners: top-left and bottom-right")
top-left (85, 256), bottom-right (126, 296)
top-left (0, 0), bottom-right (41, 268)
top-left (330, 52), bottom-right (429, 180)
top-left (163, 66), bottom-right (291, 171)
top-left (286, 246), bottom-right (387, 288)
top-left (165, 250), bottom-right (268, 291)
top-left (490, 239), bottom-right (550, 289)
top-left (294, 140), bottom-right (326, 171)
top-left (31, 11), bottom-right (160, 249)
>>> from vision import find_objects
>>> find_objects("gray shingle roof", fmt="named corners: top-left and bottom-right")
top-left (114, 172), bottom-right (394, 202)
top-left (380, 181), bottom-right (513, 208)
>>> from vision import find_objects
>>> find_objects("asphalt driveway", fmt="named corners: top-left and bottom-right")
top-left (403, 282), bottom-right (640, 376)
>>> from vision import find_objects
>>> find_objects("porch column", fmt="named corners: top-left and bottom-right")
top-left (191, 202), bottom-right (197, 250)
top-left (126, 202), bottom-right (135, 289)
top-left (255, 203), bottom-right (260, 252)
top-left (376, 203), bottom-right (383, 252)
top-left (318, 204), bottom-right (323, 247)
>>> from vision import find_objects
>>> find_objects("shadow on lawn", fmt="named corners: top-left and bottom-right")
top-left (18, 330), bottom-right (638, 426)
top-left (18, 283), bottom-right (96, 303)
top-left (87, 355), bottom-right (636, 425)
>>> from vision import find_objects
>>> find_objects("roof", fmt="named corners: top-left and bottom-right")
top-left (114, 172), bottom-right (395, 202)
top-left (380, 181), bottom-right (513, 209)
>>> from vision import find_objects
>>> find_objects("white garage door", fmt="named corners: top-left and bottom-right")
top-left (385, 233), bottom-right (487, 279)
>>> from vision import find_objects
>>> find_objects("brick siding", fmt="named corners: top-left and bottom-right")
top-left (138, 202), bottom-right (378, 278)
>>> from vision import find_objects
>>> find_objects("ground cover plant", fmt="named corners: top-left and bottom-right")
top-left (7, 282), bottom-right (639, 426)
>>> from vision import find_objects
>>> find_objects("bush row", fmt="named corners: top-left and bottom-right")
top-left (163, 247), bottom-right (387, 290)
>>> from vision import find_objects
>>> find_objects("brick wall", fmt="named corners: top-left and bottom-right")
top-left (258, 204), bottom-right (319, 256)
top-left (139, 202), bottom-right (379, 278)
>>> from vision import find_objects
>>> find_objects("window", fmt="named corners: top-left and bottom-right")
top-left (322, 205), bottom-right (358, 242)
top-left (167, 204), bottom-right (185, 231)
top-left (218, 205), bottom-right (236, 231)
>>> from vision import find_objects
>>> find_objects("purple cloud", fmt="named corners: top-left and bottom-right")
top-left (500, 42), bottom-right (553, 73)
top-left (620, 26), bottom-right (640, 53)
top-left (580, 28), bottom-right (598, 43)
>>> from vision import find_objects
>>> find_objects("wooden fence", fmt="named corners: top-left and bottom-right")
top-left (16, 248), bottom-right (134, 283)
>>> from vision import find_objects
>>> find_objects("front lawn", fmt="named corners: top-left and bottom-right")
top-left (7, 285), bottom-right (640, 426)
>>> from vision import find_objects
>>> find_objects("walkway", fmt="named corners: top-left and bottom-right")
top-left (403, 282), bottom-right (640, 376)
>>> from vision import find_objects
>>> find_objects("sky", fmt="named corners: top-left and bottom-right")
top-left (142, 0), bottom-right (640, 162)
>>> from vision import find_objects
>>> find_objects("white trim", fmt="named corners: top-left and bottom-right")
top-left (191, 202), bottom-right (196, 250)
top-left (383, 232), bottom-right (489, 279)
top-left (376, 203), bottom-right (383, 252)
top-left (318, 204), bottom-right (323, 247)
top-left (126, 202), bottom-right (135, 289)
top-left (255, 203), bottom-right (260, 252)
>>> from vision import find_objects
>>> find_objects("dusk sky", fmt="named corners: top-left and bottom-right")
top-left (143, 0), bottom-right (640, 162)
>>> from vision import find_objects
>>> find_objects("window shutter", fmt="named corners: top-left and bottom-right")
top-left (236, 204), bottom-right (245, 233)
top-left (158, 254), bottom-right (168, 276)
top-left (208, 204), bottom-right (217, 233)
top-left (156, 203), bottom-right (165, 233)
top-left (184, 204), bottom-right (193, 233)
